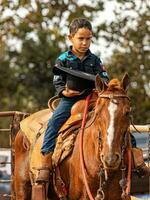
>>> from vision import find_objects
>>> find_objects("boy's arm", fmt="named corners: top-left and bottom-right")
top-left (53, 59), bottom-right (66, 97)
top-left (94, 57), bottom-right (109, 83)
top-left (53, 74), bottom-right (66, 97)
top-left (53, 59), bottom-right (81, 97)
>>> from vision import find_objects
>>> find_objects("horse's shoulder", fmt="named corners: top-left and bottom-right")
top-left (20, 109), bottom-right (52, 144)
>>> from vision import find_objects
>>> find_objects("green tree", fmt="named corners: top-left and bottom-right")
top-left (99, 0), bottom-right (150, 123)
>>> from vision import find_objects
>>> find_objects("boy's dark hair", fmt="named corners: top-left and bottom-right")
top-left (69, 18), bottom-right (92, 35)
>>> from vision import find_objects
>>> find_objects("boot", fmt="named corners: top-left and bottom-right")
top-left (132, 147), bottom-right (150, 177)
top-left (36, 152), bottom-right (53, 183)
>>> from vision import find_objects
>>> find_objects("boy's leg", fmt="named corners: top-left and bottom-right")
top-left (41, 97), bottom-right (80, 154)
top-left (131, 134), bottom-right (150, 177)
top-left (36, 97), bottom-right (81, 182)
top-left (132, 147), bottom-right (150, 177)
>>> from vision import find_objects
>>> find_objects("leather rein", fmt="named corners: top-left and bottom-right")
top-left (80, 92), bottom-right (131, 200)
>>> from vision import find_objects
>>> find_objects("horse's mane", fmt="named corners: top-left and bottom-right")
top-left (107, 78), bottom-right (122, 91)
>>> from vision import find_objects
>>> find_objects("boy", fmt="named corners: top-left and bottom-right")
top-left (37, 18), bottom-right (109, 182)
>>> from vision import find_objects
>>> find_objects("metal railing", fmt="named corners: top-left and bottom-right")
top-left (0, 111), bottom-right (30, 200)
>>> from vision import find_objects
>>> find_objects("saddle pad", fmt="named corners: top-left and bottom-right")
top-left (20, 108), bottom-right (83, 145)
top-left (20, 109), bottom-right (52, 144)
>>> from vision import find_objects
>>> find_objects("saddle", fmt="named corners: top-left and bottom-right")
top-left (20, 93), bottom-right (97, 181)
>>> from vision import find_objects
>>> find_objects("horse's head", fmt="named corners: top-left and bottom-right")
top-left (95, 73), bottom-right (130, 170)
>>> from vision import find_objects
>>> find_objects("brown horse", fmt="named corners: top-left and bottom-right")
top-left (14, 74), bottom-right (131, 200)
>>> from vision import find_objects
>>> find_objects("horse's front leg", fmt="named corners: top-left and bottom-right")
top-left (15, 151), bottom-right (31, 200)
top-left (15, 178), bottom-right (31, 200)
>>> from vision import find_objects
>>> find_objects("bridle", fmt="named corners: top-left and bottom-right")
top-left (80, 91), bottom-right (131, 200)
top-left (98, 91), bottom-right (130, 101)
top-left (96, 91), bottom-right (131, 199)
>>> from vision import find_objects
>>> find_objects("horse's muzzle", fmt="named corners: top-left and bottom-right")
top-left (100, 152), bottom-right (121, 170)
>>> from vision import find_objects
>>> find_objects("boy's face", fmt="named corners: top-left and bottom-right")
top-left (68, 28), bottom-right (92, 56)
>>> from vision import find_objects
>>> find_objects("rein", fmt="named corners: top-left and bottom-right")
top-left (119, 132), bottom-right (132, 199)
top-left (79, 94), bottom-right (95, 200)
top-left (80, 91), bottom-right (131, 200)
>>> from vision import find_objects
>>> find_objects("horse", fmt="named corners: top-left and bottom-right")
top-left (14, 74), bottom-right (131, 200)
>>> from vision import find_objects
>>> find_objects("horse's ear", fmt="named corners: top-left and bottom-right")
top-left (95, 74), bottom-right (107, 91)
top-left (121, 73), bottom-right (130, 92)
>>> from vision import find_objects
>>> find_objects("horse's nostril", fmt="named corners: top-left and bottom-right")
top-left (115, 152), bottom-right (121, 162)
top-left (110, 153), bottom-right (121, 163)
top-left (101, 152), bottom-right (121, 168)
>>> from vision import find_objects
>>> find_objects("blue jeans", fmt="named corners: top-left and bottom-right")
top-left (41, 96), bottom-right (84, 154)
top-left (131, 134), bottom-right (136, 148)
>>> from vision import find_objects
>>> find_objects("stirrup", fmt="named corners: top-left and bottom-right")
top-left (36, 168), bottom-right (51, 183)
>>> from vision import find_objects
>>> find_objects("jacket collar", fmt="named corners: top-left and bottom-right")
top-left (68, 46), bottom-right (92, 58)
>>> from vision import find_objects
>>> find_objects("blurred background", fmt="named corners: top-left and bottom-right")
top-left (0, 0), bottom-right (149, 199)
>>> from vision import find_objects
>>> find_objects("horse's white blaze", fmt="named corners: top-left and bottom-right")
top-left (107, 101), bottom-right (118, 150)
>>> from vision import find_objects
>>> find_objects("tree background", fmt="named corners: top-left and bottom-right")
top-left (0, 0), bottom-right (149, 147)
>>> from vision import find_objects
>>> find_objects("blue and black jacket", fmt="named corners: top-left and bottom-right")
top-left (53, 47), bottom-right (109, 96)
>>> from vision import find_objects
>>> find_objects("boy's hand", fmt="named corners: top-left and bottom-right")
top-left (62, 88), bottom-right (81, 97)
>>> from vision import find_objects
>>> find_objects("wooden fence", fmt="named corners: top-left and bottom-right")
top-left (0, 111), bottom-right (29, 200)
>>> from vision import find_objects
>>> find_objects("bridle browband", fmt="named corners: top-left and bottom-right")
top-left (98, 92), bottom-right (130, 101)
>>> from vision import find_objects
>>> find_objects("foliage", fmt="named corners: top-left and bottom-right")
top-left (98, 0), bottom-right (150, 124)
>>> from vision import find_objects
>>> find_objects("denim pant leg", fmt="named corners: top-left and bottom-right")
top-left (131, 133), bottom-right (137, 148)
top-left (41, 97), bottom-right (81, 154)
